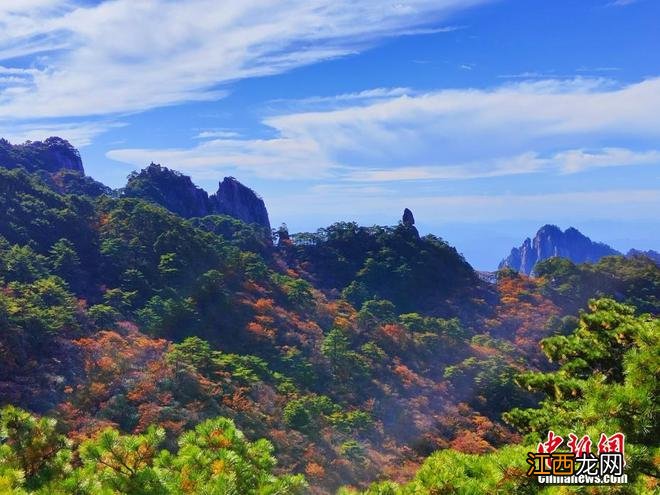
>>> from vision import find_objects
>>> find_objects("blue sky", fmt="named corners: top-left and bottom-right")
top-left (0, 0), bottom-right (659, 269)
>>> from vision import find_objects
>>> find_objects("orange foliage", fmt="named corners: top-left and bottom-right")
top-left (380, 323), bottom-right (408, 343)
top-left (392, 359), bottom-right (427, 389)
top-left (254, 298), bottom-right (275, 313)
top-left (222, 388), bottom-right (253, 412)
top-left (247, 321), bottom-right (275, 339)
top-left (488, 274), bottom-right (561, 361)
top-left (305, 462), bottom-right (326, 479)
top-left (450, 430), bottom-right (493, 454)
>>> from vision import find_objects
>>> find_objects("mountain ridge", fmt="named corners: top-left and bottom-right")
top-left (0, 137), bottom-right (271, 231)
top-left (499, 224), bottom-right (621, 275)
top-left (0, 136), bottom-right (84, 175)
top-left (1, 137), bottom-right (659, 494)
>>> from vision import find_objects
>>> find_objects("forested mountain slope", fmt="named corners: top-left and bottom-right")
top-left (1, 138), bottom-right (658, 494)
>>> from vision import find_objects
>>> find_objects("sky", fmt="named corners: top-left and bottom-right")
top-left (0, 0), bottom-right (659, 270)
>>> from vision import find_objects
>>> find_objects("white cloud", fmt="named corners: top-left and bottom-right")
top-left (0, 0), bottom-right (65, 13)
top-left (195, 130), bottom-right (242, 140)
top-left (264, 78), bottom-right (660, 165)
top-left (107, 135), bottom-right (335, 180)
top-left (0, 120), bottom-right (124, 147)
top-left (608, 0), bottom-right (639, 6)
top-left (344, 148), bottom-right (660, 181)
top-left (272, 87), bottom-right (413, 107)
top-left (0, 0), bottom-right (490, 120)
top-left (106, 77), bottom-right (660, 181)
top-left (554, 148), bottom-right (660, 174)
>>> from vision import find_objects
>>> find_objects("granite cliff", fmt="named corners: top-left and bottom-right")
top-left (123, 163), bottom-right (212, 218)
top-left (499, 225), bottom-right (620, 275)
top-left (0, 137), bottom-right (84, 175)
top-left (0, 137), bottom-right (271, 230)
top-left (123, 163), bottom-right (271, 230)
top-left (211, 177), bottom-right (271, 231)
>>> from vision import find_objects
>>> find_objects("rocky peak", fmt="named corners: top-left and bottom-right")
top-left (402, 208), bottom-right (415, 227)
top-left (123, 163), bottom-right (212, 218)
top-left (499, 225), bottom-right (620, 275)
top-left (122, 165), bottom-right (271, 230)
top-left (0, 136), bottom-right (84, 175)
top-left (400, 208), bottom-right (419, 238)
top-left (211, 177), bottom-right (271, 231)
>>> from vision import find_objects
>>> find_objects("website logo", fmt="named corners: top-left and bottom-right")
top-left (527, 431), bottom-right (627, 485)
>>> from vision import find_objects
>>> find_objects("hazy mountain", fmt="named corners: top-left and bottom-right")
top-left (499, 224), bottom-right (620, 275)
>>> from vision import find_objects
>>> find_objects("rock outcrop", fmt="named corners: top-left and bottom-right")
top-left (211, 177), bottom-right (271, 231)
top-left (122, 163), bottom-right (271, 230)
top-left (402, 208), bottom-right (415, 227)
top-left (499, 225), bottom-right (620, 275)
top-left (400, 208), bottom-right (419, 238)
top-left (0, 137), bottom-right (84, 175)
top-left (123, 163), bottom-right (213, 218)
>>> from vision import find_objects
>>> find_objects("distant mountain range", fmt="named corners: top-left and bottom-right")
top-left (1, 136), bottom-right (659, 493)
top-left (500, 224), bottom-right (659, 275)
top-left (2, 137), bottom-right (658, 274)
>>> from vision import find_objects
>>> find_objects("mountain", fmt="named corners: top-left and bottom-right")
top-left (627, 248), bottom-right (660, 264)
top-left (0, 137), bottom-right (84, 175)
top-left (1, 150), bottom-right (659, 494)
top-left (0, 138), bottom-right (271, 230)
top-left (212, 176), bottom-right (271, 231)
top-left (499, 224), bottom-right (620, 275)
top-left (123, 163), bottom-right (271, 230)
top-left (0, 137), bottom-right (113, 197)
top-left (123, 163), bottom-right (213, 217)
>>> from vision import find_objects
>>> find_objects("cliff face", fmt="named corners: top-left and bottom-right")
top-left (123, 164), bottom-right (271, 230)
top-left (211, 177), bottom-right (271, 231)
top-left (0, 137), bottom-right (84, 175)
top-left (500, 225), bottom-right (620, 275)
top-left (123, 164), bottom-right (213, 218)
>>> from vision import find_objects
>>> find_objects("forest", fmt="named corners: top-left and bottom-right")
top-left (0, 160), bottom-right (658, 494)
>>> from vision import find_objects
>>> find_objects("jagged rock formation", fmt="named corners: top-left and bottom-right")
top-left (402, 208), bottom-right (415, 227)
top-left (499, 225), bottom-right (620, 275)
top-left (123, 163), bottom-right (271, 230)
top-left (211, 177), bottom-right (271, 231)
top-left (124, 163), bottom-right (212, 218)
top-left (0, 137), bottom-right (84, 175)
top-left (400, 208), bottom-right (419, 238)
top-left (0, 136), bottom-right (112, 196)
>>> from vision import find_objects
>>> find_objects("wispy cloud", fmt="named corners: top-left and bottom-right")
top-left (107, 135), bottom-right (335, 180)
top-left (0, 0), bottom-right (491, 121)
top-left (0, 120), bottom-right (124, 147)
top-left (270, 87), bottom-right (413, 107)
top-left (107, 77), bottom-right (660, 181)
top-left (344, 148), bottom-right (660, 181)
top-left (576, 66), bottom-right (621, 73)
top-left (396, 25), bottom-right (466, 36)
top-left (607, 0), bottom-right (639, 6)
top-left (195, 130), bottom-right (242, 140)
